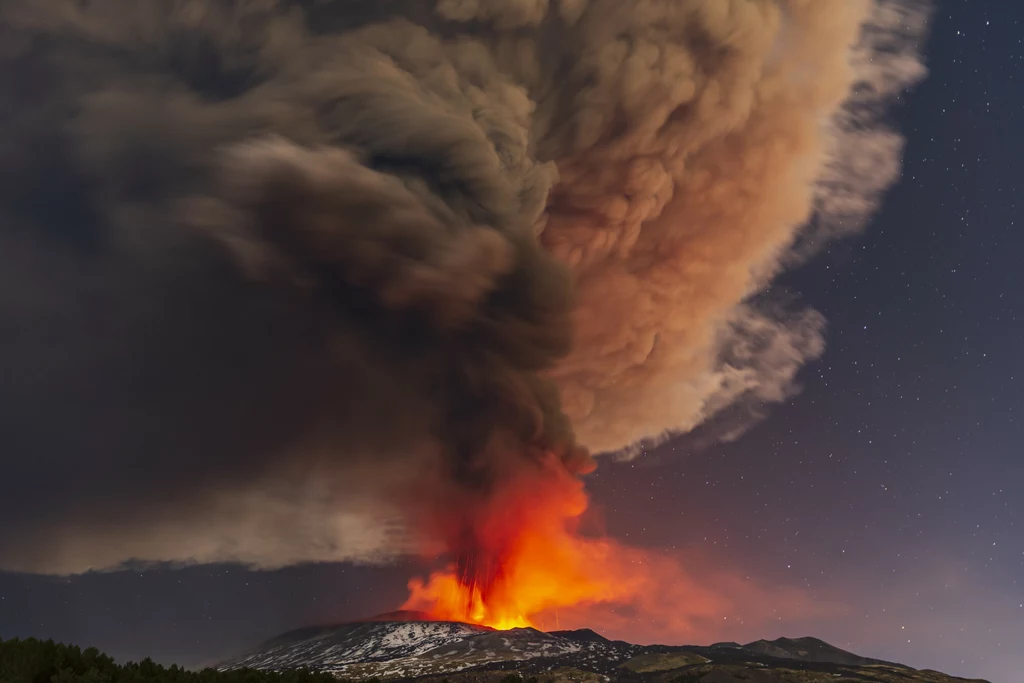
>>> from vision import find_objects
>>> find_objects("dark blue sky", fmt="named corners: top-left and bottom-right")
top-left (599, 3), bottom-right (1024, 677)
top-left (1, 2), bottom-right (1021, 682)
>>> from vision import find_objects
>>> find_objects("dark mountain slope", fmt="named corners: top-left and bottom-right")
top-left (742, 636), bottom-right (888, 666)
top-left (219, 617), bottom-right (989, 683)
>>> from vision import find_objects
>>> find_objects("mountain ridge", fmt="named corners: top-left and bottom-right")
top-left (741, 636), bottom-right (887, 666)
top-left (219, 616), bottom-right (989, 683)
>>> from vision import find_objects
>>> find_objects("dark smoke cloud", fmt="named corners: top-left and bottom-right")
top-left (0, 0), bottom-right (927, 574)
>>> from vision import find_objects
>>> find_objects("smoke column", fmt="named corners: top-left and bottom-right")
top-left (0, 0), bottom-right (927, 575)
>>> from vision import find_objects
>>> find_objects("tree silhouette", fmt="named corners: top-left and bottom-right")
top-left (0, 637), bottom-right (338, 683)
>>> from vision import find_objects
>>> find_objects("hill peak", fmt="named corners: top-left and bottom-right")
top-left (549, 628), bottom-right (610, 643)
top-left (743, 635), bottom-right (886, 666)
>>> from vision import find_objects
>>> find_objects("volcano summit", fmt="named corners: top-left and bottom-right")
top-left (218, 616), bottom-right (987, 683)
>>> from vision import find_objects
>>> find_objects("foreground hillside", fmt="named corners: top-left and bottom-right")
top-left (220, 618), bottom-right (990, 683)
top-left (0, 636), bottom-right (335, 683)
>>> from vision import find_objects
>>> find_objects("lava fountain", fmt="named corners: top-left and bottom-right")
top-left (401, 457), bottom-right (643, 630)
top-left (399, 453), bottom-right (838, 641)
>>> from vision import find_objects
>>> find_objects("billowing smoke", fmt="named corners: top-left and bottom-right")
top-left (0, 0), bottom-right (928, 574)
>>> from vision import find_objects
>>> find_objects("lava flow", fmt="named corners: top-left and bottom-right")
top-left (401, 457), bottom-right (643, 630)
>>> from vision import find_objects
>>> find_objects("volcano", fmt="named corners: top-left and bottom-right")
top-left (218, 615), bottom-right (988, 683)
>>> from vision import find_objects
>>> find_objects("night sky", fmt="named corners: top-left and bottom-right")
top-left (1, 2), bottom-right (1021, 683)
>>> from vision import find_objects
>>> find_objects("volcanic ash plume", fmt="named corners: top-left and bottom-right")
top-left (0, 0), bottom-right (928, 624)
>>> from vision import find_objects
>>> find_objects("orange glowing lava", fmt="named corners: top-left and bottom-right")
top-left (401, 457), bottom-right (643, 630)
top-left (400, 456), bottom-right (837, 643)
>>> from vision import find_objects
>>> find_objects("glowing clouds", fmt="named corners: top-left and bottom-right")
top-left (0, 0), bottom-right (928, 576)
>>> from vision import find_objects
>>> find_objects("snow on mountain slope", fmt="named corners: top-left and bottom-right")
top-left (219, 620), bottom-right (640, 678)
top-left (219, 619), bottom-right (985, 682)
top-left (220, 620), bottom-right (491, 674)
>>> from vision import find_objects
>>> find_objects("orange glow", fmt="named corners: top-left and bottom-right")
top-left (401, 456), bottom-right (838, 639)
top-left (401, 457), bottom-right (644, 630)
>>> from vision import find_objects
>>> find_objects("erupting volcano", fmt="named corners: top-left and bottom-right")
top-left (402, 458), bottom-right (642, 631)
top-left (0, 1), bottom-right (930, 660)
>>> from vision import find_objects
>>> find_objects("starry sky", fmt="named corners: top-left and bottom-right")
top-left (1, 2), bottom-right (1021, 682)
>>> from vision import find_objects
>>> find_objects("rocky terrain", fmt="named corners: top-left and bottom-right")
top-left (218, 614), bottom-right (989, 683)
